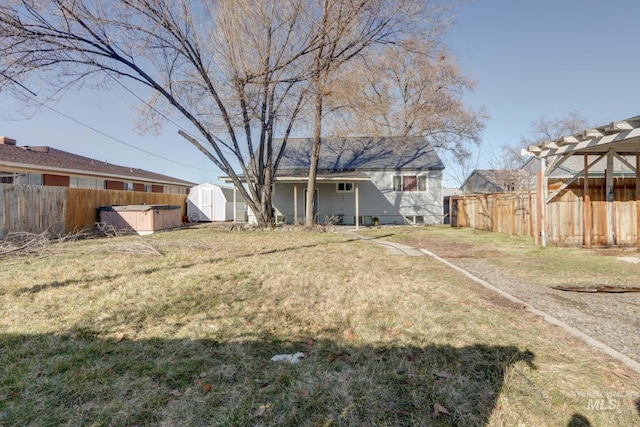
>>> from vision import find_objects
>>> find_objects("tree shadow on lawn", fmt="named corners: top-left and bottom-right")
top-left (0, 332), bottom-right (540, 426)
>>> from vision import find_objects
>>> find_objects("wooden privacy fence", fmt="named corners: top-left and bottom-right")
top-left (0, 184), bottom-right (187, 238)
top-left (452, 178), bottom-right (640, 247)
top-left (453, 192), bottom-right (535, 237)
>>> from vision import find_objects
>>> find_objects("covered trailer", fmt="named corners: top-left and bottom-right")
top-left (187, 183), bottom-right (245, 222)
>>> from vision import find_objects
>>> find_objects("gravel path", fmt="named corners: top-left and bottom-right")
top-left (434, 256), bottom-right (640, 365)
top-left (343, 229), bottom-right (640, 372)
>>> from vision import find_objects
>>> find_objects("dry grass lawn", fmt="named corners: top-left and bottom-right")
top-left (0, 226), bottom-right (639, 426)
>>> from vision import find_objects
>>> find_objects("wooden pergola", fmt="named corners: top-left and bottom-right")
top-left (524, 115), bottom-right (640, 248)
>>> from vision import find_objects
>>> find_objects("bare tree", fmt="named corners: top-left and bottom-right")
top-left (481, 110), bottom-right (592, 192)
top-left (520, 110), bottom-right (590, 148)
top-left (323, 38), bottom-right (487, 182)
top-left (0, 0), bottom-right (475, 227)
top-left (302, 0), bottom-right (449, 226)
top-left (0, 0), bottom-right (316, 227)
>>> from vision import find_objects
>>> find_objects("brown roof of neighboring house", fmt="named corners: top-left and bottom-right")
top-left (0, 140), bottom-right (195, 187)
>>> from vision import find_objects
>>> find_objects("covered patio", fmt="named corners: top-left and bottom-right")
top-left (222, 171), bottom-right (372, 229)
top-left (269, 171), bottom-right (370, 228)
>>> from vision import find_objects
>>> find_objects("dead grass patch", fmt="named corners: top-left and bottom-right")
top-left (0, 227), bottom-right (638, 425)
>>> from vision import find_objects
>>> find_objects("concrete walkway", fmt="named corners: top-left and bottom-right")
top-left (338, 228), bottom-right (424, 256)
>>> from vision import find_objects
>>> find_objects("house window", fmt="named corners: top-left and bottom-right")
top-left (70, 177), bottom-right (104, 189)
top-left (418, 176), bottom-right (427, 191)
top-left (14, 173), bottom-right (42, 186)
top-left (394, 175), bottom-right (427, 192)
top-left (124, 182), bottom-right (134, 191)
top-left (393, 176), bottom-right (402, 191)
top-left (336, 182), bottom-right (353, 193)
top-left (0, 171), bottom-right (13, 184)
top-left (403, 176), bottom-right (417, 192)
top-left (144, 184), bottom-right (153, 192)
top-left (164, 185), bottom-right (184, 194)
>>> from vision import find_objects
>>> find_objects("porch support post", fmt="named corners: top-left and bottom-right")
top-left (355, 183), bottom-right (359, 231)
top-left (606, 148), bottom-right (615, 245)
top-left (584, 153), bottom-right (591, 248)
top-left (233, 185), bottom-right (237, 223)
top-left (293, 183), bottom-right (298, 225)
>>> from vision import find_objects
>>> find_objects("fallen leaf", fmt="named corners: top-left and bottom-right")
top-left (299, 390), bottom-right (310, 400)
top-left (201, 383), bottom-right (212, 394)
top-left (328, 352), bottom-right (342, 362)
top-left (343, 329), bottom-right (358, 340)
top-left (165, 398), bottom-right (179, 408)
top-left (113, 332), bottom-right (125, 343)
top-left (251, 404), bottom-right (267, 418)
top-left (433, 370), bottom-right (451, 379)
top-left (198, 372), bottom-right (207, 378)
top-left (432, 403), bottom-right (450, 418)
top-left (305, 339), bottom-right (314, 350)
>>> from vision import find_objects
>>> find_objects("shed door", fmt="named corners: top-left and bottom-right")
top-left (201, 187), bottom-right (213, 220)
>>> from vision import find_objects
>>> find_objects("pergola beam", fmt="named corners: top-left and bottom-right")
top-left (545, 153), bottom-right (606, 204)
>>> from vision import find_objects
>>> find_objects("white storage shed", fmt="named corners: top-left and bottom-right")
top-left (187, 183), bottom-right (244, 222)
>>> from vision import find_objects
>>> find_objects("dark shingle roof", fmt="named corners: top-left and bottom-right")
top-left (0, 143), bottom-right (195, 186)
top-left (276, 136), bottom-right (444, 174)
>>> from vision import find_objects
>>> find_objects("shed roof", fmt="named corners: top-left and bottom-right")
top-left (0, 140), bottom-right (195, 186)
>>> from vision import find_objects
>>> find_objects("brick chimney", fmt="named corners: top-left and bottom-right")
top-left (0, 136), bottom-right (17, 145)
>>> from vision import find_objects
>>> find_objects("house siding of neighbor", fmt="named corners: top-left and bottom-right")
top-left (0, 136), bottom-right (195, 193)
top-left (268, 136), bottom-right (444, 225)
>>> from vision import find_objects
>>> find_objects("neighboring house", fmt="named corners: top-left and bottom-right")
top-left (256, 136), bottom-right (444, 225)
top-left (460, 169), bottom-right (531, 195)
top-left (0, 136), bottom-right (194, 193)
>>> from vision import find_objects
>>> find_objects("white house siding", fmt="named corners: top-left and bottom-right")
top-left (271, 169), bottom-right (442, 225)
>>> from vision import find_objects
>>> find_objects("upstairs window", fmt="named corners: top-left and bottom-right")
top-left (336, 182), bottom-right (353, 193)
top-left (394, 175), bottom-right (427, 192)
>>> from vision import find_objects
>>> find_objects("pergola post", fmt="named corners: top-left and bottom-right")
top-left (606, 148), bottom-right (615, 245)
top-left (535, 171), bottom-right (542, 245)
top-left (355, 183), bottom-right (359, 230)
top-left (636, 154), bottom-right (640, 249)
top-left (584, 153), bottom-right (591, 248)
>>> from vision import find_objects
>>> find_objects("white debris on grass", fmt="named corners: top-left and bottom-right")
top-left (618, 256), bottom-right (640, 264)
top-left (270, 352), bottom-right (305, 363)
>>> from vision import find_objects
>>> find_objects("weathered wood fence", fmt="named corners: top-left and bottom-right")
top-left (452, 177), bottom-right (639, 247)
top-left (0, 184), bottom-right (187, 238)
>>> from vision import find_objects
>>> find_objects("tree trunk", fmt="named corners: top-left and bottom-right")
top-left (306, 76), bottom-right (323, 226)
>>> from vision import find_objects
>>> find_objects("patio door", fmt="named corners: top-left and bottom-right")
top-left (304, 188), bottom-right (319, 222)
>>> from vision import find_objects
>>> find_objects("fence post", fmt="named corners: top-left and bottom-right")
top-left (584, 153), bottom-right (591, 248)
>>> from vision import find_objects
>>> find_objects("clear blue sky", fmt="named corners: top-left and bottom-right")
top-left (2, 0), bottom-right (640, 186)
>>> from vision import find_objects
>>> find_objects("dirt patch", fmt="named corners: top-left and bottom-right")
top-left (471, 285), bottom-right (527, 310)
